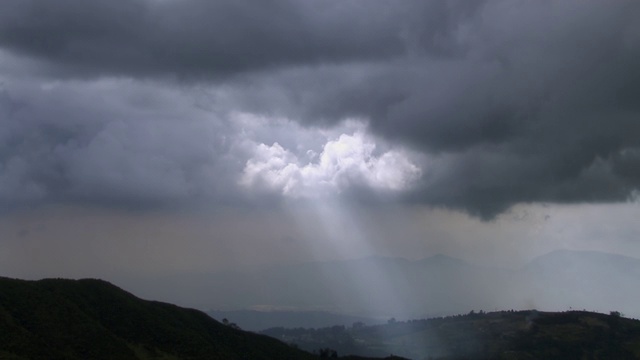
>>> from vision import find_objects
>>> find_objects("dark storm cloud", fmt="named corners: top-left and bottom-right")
top-left (0, 78), bottom-right (246, 212)
top-left (1, 0), bottom-right (640, 218)
top-left (216, 0), bottom-right (640, 218)
top-left (0, 0), bottom-right (477, 79)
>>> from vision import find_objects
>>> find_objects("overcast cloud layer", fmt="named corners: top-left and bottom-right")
top-left (1, 0), bottom-right (640, 218)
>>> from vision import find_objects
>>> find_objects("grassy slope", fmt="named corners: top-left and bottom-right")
top-left (390, 311), bottom-right (640, 359)
top-left (0, 277), bottom-right (315, 360)
top-left (392, 310), bottom-right (640, 359)
top-left (264, 310), bottom-right (640, 360)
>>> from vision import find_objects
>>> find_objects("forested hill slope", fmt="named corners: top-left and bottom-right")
top-left (0, 277), bottom-right (315, 360)
top-left (263, 310), bottom-right (640, 359)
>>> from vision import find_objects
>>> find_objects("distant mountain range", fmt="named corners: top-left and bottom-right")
top-left (167, 250), bottom-right (640, 324)
top-left (107, 249), bottom-right (640, 331)
top-left (208, 309), bottom-right (383, 332)
top-left (0, 277), bottom-right (315, 360)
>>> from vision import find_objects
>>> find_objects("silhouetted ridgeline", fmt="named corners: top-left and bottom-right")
top-left (0, 277), bottom-right (315, 360)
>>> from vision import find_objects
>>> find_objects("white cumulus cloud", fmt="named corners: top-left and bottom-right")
top-left (240, 123), bottom-right (422, 198)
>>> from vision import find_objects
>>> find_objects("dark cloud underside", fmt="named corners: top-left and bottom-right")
top-left (1, 0), bottom-right (640, 218)
top-left (0, 0), bottom-right (475, 78)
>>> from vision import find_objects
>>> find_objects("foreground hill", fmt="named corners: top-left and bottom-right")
top-left (263, 310), bottom-right (640, 359)
top-left (0, 277), bottom-right (315, 360)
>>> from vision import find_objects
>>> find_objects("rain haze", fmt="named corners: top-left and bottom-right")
top-left (1, 0), bottom-right (640, 319)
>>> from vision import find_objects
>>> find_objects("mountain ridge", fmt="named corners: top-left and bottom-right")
top-left (193, 249), bottom-right (640, 320)
top-left (106, 249), bottom-right (640, 325)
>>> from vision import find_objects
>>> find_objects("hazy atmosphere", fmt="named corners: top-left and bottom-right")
top-left (1, 0), bottom-right (640, 319)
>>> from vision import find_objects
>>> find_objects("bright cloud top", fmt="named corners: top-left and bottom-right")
top-left (240, 123), bottom-right (421, 198)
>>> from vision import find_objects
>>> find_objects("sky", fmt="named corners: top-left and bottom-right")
top-left (1, 0), bottom-right (640, 312)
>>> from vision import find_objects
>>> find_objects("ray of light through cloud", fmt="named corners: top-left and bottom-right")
top-left (236, 115), bottom-right (424, 321)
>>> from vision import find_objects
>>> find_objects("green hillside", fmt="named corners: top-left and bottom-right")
top-left (0, 277), bottom-right (315, 360)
